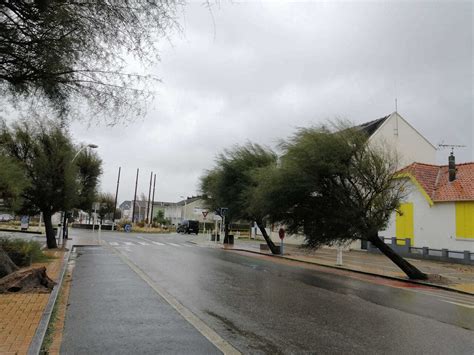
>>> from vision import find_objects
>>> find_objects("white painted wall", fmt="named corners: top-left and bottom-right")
top-left (369, 112), bottom-right (436, 167)
top-left (382, 181), bottom-right (474, 252)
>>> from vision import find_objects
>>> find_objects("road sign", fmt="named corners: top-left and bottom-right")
top-left (124, 224), bottom-right (132, 233)
top-left (278, 227), bottom-right (285, 240)
top-left (202, 211), bottom-right (209, 219)
top-left (20, 216), bottom-right (29, 231)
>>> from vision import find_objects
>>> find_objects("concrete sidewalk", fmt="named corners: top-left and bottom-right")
top-left (192, 234), bottom-right (474, 295)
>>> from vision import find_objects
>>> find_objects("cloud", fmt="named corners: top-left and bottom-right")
top-left (70, 1), bottom-right (472, 203)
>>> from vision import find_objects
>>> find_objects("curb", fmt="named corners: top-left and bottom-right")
top-left (27, 246), bottom-right (72, 355)
top-left (224, 247), bottom-right (474, 297)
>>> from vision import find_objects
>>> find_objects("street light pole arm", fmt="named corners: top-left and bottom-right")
top-left (72, 144), bottom-right (98, 162)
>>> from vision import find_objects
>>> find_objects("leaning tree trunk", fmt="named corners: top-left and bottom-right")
top-left (0, 247), bottom-right (18, 278)
top-left (43, 210), bottom-right (58, 249)
top-left (256, 220), bottom-right (280, 255)
top-left (368, 233), bottom-right (427, 280)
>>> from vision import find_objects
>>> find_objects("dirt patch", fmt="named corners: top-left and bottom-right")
top-left (425, 273), bottom-right (453, 285)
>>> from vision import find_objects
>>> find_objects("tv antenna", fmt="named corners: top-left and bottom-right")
top-left (438, 143), bottom-right (466, 154)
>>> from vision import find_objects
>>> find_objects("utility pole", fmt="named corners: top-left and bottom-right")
top-left (146, 171), bottom-right (153, 226)
top-left (112, 167), bottom-right (121, 231)
top-left (150, 174), bottom-right (156, 227)
top-left (132, 168), bottom-right (139, 223)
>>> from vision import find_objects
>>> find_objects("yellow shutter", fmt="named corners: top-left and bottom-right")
top-left (396, 203), bottom-right (414, 245)
top-left (455, 202), bottom-right (474, 239)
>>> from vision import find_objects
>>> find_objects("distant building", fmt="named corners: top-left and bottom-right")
top-left (152, 196), bottom-right (216, 226)
top-left (119, 200), bottom-right (148, 222)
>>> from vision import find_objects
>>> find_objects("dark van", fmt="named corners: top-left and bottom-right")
top-left (178, 220), bottom-right (199, 234)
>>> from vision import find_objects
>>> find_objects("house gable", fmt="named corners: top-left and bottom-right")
top-left (368, 112), bottom-right (437, 166)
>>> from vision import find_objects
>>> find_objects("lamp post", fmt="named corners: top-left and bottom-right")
top-left (63, 143), bottom-right (98, 240)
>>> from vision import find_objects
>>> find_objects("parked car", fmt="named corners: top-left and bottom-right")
top-left (177, 220), bottom-right (199, 234)
top-left (0, 213), bottom-right (14, 222)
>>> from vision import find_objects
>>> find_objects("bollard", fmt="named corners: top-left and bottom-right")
top-left (336, 246), bottom-right (343, 266)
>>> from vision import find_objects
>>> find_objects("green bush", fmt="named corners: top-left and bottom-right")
top-left (0, 237), bottom-right (48, 267)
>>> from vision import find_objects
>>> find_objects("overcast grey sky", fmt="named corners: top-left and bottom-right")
top-left (71, 0), bottom-right (473, 204)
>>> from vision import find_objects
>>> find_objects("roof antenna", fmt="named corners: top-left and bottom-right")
top-left (438, 144), bottom-right (466, 153)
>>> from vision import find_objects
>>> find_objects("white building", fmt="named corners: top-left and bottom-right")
top-left (358, 111), bottom-right (436, 167)
top-left (381, 157), bottom-right (474, 252)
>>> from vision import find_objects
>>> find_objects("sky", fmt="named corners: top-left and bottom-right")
top-left (70, 0), bottom-right (473, 204)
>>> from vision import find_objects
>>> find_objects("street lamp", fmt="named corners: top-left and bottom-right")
top-left (72, 144), bottom-right (99, 162)
top-left (63, 143), bottom-right (98, 240)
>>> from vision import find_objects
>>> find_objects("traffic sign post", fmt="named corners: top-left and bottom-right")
top-left (278, 227), bottom-right (285, 255)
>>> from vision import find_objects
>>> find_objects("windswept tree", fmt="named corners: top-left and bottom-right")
top-left (0, 120), bottom-right (102, 248)
top-left (0, 0), bottom-right (181, 122)
top-left (200, 143), bottom-right (280, 253)
top-left (259, 124), bottom-right (427, 280)
top-left (97, 192), bottom-right (115, 224)
top-left (76, 150), bottom-right (102, 217)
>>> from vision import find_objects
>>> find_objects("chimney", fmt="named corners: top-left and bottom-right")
top-left (448, 152), bottom-right (456, 182)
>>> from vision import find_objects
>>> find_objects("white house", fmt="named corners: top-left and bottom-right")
top-left (381, 156), bottom-right (474, 252)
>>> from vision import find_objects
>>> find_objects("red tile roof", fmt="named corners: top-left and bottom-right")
top-left (399, 162), bottom-right (474, 202)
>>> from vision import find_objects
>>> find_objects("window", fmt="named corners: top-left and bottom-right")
top-left (455, 202), bottom-right (474, 239)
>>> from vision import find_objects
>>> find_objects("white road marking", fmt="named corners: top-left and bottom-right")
top-left (408, 289), bottom-right (474, 305)
top-left (152, 242), bottom-right (165, 246)
top-left (181, 243), bottom-right (194, 247)
top-left (168, 243), bottom-right (181, 247)
top-left (109, 242), bottom-right (119, 246)
top-left (443, 300), bottom-right (474, 309)
top-left (123, 242), bottom-right (134, 246)
top-left (137, 242), bottom-right (149, 246)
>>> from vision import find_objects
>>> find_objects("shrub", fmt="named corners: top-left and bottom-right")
top-left (0, 237), bottom-right (48, 267)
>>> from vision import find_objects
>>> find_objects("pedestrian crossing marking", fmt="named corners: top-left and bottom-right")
top-left (108, 241), bottom-right (193, 248)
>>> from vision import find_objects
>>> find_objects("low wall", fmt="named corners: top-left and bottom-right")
top-left (368, 237), bottom-right (474, 265)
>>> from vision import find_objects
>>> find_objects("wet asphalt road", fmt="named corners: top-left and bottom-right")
top-left (61, 246), bottom-right (221, 354)
top-left (66, 230), bottom-right (474, 354)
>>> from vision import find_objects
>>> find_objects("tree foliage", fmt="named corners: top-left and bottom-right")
top-left (262, 125), bottom-right (401, 246)
top-left (257, 123), bottom-right (426, 279)
top-left (75, 150), bottom-right (102, 213)
top-left (0, 0), bottom-right (180, 122)
top-left (97, 192), bottom-right (115, 223)
top-left (0, 119), bottom-right (102, 248)
top-left (200, 143), bottom-right (280, 252)
top-left (0, 155), bottom-right (28, 210)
